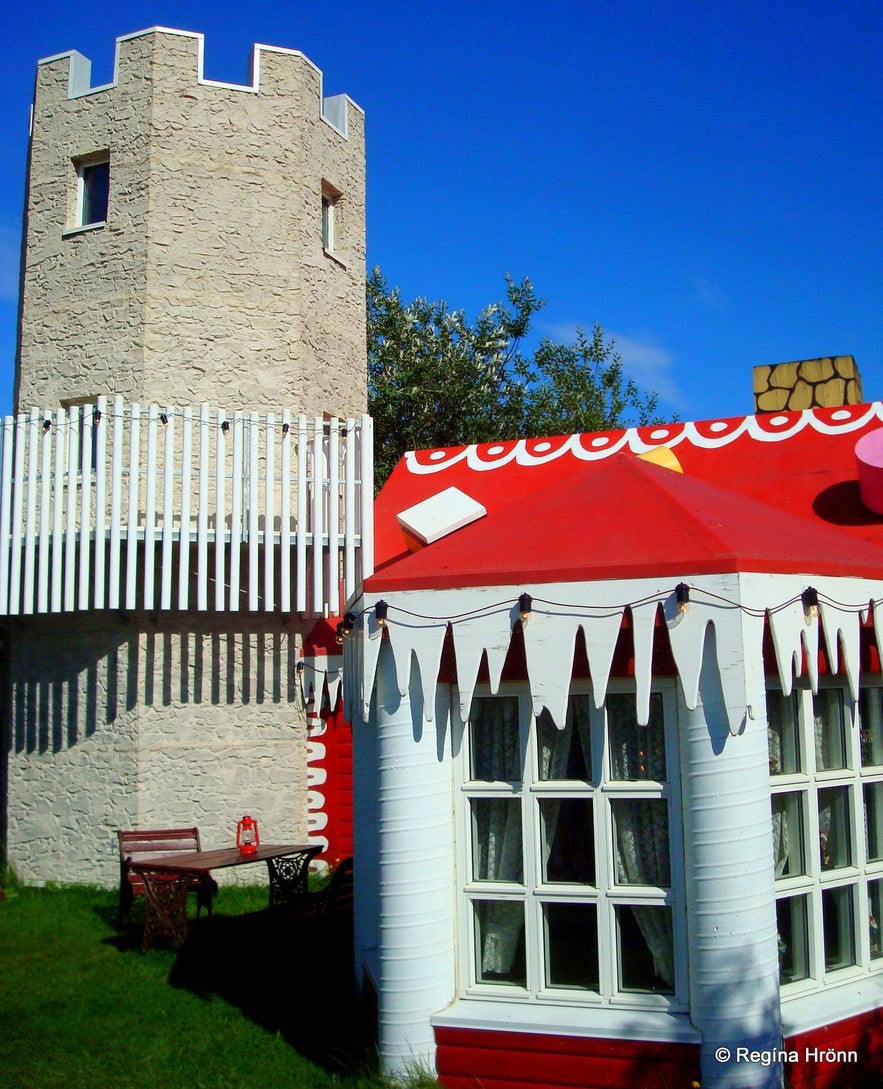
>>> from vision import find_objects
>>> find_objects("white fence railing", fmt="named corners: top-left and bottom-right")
top-left (0, 396), bottom-right (374, 617)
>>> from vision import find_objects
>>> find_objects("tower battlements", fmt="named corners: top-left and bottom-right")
top-left (17, 28), bottom-right (367, 417)
top-left (38, 27), bottom-right (360, 137)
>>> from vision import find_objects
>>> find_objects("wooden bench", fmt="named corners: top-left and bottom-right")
top-left (117, 827), bottom-right (216, 923)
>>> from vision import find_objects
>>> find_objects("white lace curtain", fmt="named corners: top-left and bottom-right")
top-left (472, 697), bottom-right (524, 976)
top-left (608, 696), bottom-right (674, 986)
top-left (473, 693), bottom-right (675, 985)
top-left (538, 698), bottom-right (593, 876)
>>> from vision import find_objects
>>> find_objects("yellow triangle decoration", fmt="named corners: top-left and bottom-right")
top-left (637, 446), bottom-right (684, 473)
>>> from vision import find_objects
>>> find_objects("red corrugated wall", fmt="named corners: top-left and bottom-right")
top-left (786, 1009), bottom-right (883, 1088)
top-left (302, 618), bottom-right (353, 866)
top-left (434, 1027), bottom-right (700, 1089)
top-left (434, 1010), bottom-right (883, 1089)
top-left (321, 697), bottom-right (353, 863)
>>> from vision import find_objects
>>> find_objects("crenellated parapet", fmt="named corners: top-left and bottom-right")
top-left (17, 28), bottom-right (367, 419)
top-left (38, 27), bottom-right (360, 136)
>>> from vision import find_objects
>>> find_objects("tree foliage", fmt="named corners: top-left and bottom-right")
top-left (367, 266), bottom-right (661, 484)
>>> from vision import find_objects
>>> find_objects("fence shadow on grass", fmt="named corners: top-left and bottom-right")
top-left (166, 908), bottom-right (375, 1076)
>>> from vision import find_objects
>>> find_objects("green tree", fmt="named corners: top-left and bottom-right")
top-left (523, 324), bottom-right (659, 438)
top-left (367, 267), bottom-right (662, 484)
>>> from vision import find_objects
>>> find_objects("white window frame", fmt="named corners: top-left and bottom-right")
top-left (75, 154), bottom-right (110, 229)
top-left (59, 397), bottom-right (100, 476)
top-left (769, 676), bottom-right (883, 1001)
top-left (456, 679), bottom-right (687, 1012)
top-left (321, 180), bottom-right (344, 261)
top-left (321, 193), bottom-right (334, 252)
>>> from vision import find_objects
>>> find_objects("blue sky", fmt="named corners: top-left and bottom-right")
top-left (2, 0), bottom-right (881, 424)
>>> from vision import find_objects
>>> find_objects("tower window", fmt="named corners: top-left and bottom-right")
top-left (321, 182), bottom-right (341, 255)
top-left (76, 156), bottom-right (110, 227)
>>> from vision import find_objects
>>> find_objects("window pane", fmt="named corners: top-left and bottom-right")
top-left (776, 895), bottom-right (810, 983)
top-left (771, 792), bottom-right (806, 878)
top-left (471, 799), bottom-right (522, 882)
top-left (475, 899), bottom-right (525, 985)
top-left (818, 787), bottom-right (852, 870)
top-left (869, 879), bottom-right (883, 960)
top-left (544, 902), bottom-right (599, 991)
top-left (82, 160), bottom-right (109, 225)
top-left (615, 904), bottom-right (674, 992)
top-left (537, 694), bottom-right (592, 781)
top-left (470, 696), bottom-right (520, 782)
top-left (864, 782), bottom-right (883, 863)
top-left (814, 689), bottom-right (848, 771)
top-left (540, 798), bottom-right (595, 884)
top-left (608, 692), bottom-right (666, 780)
top-left (860, 688), bottom-right (883, 767)
top-left (612, 799), bottom-right (670, 886)
top-left (822, 885), bottom-right (856, 971)
top-left (321, 195), bottom-right (332, 249)
top-left (767, 689), bottom-right (800, 775)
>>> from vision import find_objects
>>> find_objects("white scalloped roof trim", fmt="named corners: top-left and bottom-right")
top-left (404, 403), bottom-right (883, 475)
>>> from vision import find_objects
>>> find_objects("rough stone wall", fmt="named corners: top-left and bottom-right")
top-left (3, 612), bottom-right (309, 887)
top-left (753, 356), bottom-right (863, 413)
top-left (15, 28), bottom-right (367, 419)
top-left (15, 34), bottom-right (154, 409)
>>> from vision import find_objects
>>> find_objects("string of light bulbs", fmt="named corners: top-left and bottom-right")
top-left (336, 584), bottom-right (882, 643)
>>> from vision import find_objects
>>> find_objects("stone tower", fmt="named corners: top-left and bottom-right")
top-left (3, 30), bottom-right (366, 889)
top-left (15, 27), bottom-right (366, 417)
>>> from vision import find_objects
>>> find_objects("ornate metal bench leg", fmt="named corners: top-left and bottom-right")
top-left (195, 875), bottom-right (217, 919)
top-left (139, 870), bottom-right (192, 951)
top-left (266, 851), bottom-right (312, 911)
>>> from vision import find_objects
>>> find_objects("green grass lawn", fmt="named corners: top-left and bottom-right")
top-left (0, 881), bottom-right (430, 1089)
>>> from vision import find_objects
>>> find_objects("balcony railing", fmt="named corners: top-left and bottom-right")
top-left (0, 396), bottom-right (373, 617)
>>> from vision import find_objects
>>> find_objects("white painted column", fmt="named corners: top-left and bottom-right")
top-left (374, 640), bottom-right (456, 1077)
top-left (680, 623), bottom-right (783, 1089)
top-left (352, 635), bottom-right (379, 996)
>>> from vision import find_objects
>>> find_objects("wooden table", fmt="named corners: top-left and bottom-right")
top-left (131, 843), bottom-right (321, 950)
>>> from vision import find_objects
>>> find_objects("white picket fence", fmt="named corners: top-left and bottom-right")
top-left (0, 396), bottom-right (374, 617)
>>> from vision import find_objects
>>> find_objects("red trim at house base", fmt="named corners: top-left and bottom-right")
top-left (786, 1009), bottom-right (883, 1088)
top-left (434, 1027), bottom-right (700, 1089)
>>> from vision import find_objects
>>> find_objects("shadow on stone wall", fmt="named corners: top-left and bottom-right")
top-left (6, 612), bottom-right (301, 755)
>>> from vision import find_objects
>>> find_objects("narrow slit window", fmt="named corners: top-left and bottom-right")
top-left (321, 182), bottom-right (341, 254)
top-left (77, 157), bottom-right (110, 227)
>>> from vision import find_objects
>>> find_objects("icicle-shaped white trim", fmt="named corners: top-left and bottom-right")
top-left (767, 596), bottom-right (810, 697)
top-left (630, 602), bottom-right (659, 726)
top-left (386, 618), bottom-right (449, 722)
top-left (360, 575), bottom-right (883, 736)
top-left (522, 610), bottom-right (580, 729)
top-left (301, 654), bottom-right (344, 718)
top-left (326, 667), bottom-right (342, 714)
top-left (818, 577), bottom-right (875, 702)
top-left (361, 609), bottom-right (385, 721)
top-left (667, 601), bottom-right (706, 710)
top-left (580, 611), bottom-right (626, 710)
top-left (450, 608), bottom-right (512, 721)
top-left (874, 601), bottom-right (883, 675)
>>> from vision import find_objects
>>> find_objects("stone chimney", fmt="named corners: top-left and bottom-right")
top-left (753, 356), bottom-right (863, 413)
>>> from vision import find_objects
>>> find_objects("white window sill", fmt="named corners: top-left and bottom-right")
top-left (62, 221), bottom-right (106, 239)
top-left (432, 997), bottom-right (700, 1044)
top-left (323, 247), bottom-right (347, 270)
top-left (781, 969), bottom-right (883, 1038)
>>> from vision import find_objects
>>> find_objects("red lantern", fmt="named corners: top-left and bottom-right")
top-left (236, 814), bottom-right (260, 855)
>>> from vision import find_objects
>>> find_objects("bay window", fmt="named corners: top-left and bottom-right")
top-left (460, 683), bottom-right (685, 1006)
top-left (769, 680), bottom-right (883, 990)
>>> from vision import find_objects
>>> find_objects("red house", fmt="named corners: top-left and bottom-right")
top-left (347, 400), bottom-right (883, 1089)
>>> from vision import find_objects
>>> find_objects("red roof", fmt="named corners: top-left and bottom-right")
top-left (366, 404), bottom-right (883, 592)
